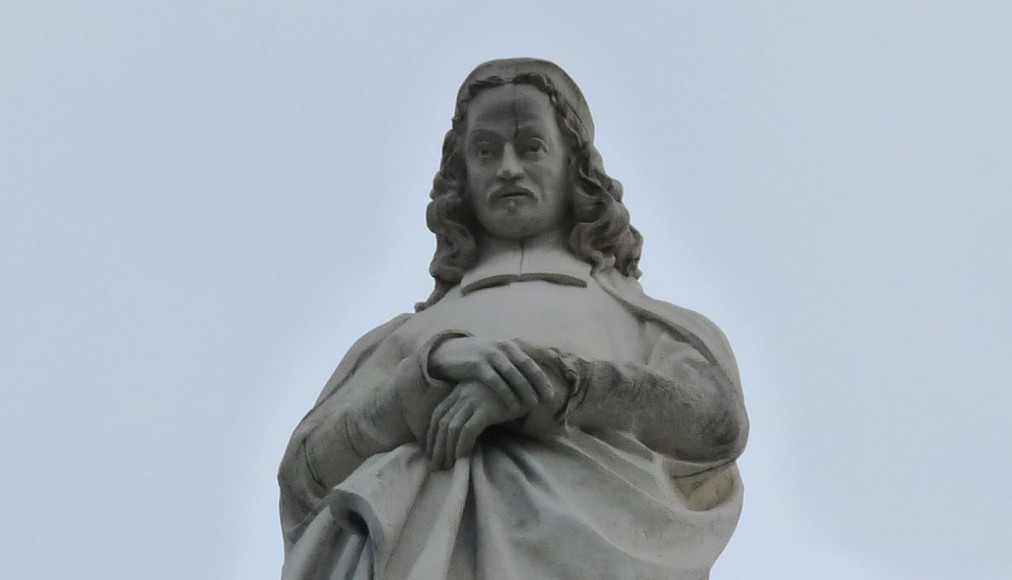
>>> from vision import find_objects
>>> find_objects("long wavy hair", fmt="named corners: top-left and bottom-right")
top-left (416, 71), bottom-right (643, 311)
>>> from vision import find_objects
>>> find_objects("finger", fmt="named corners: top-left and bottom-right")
top-left (427, 392), bottom-right (457, 457)
top-left (503, 342), bottom-right (555, 402)
top-left (512, 338), bottom-right (546, 362)
top-left (490, 350), bottom-right (539, 408)
top-left (426, 395), bottom-right (452, 456)
top-left (454, 409), bottom-right (487, 460)
top-left (429, 417), bottom-right (448, 470)
top-left (476, 363), bottom-right (523, 411)
top-left (442, 403), bottom-right (473, 470)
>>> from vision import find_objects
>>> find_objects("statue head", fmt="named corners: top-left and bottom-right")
top-left (418, 58), bottom-right (643, 310)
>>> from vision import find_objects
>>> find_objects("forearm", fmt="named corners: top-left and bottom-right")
top-left (304, 367), bottom-right (414, 486)
top-left (278, 384), bottom-right (405, 505)
top-left (549, 353), bottom-right (748, 462)
top-left (279, 352), bottom-right (450, 498)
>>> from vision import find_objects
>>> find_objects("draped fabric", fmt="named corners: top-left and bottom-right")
top-left (279, 260), bottom-right (745, 579)
top-left (283, 429), bottom-right (741, 580)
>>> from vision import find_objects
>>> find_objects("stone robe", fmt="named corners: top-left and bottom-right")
top-left (279, 242), bottom-right (746, 579)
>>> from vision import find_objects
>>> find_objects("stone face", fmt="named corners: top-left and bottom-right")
top-left (278, 58), bottom-right (748, 580)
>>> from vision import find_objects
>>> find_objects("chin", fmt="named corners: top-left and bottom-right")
top-left (484, 219), bottom-right (548, 241)
top-left (484, 210), bottom-right (557, 238)
top-left (487, 228), bottom-right (536, 242)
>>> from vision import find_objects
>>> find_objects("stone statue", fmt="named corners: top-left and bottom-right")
top-left (278, 58), bottom-right (748, 580)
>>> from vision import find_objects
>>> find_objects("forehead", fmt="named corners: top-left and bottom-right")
top-left (464, 84), bottom-right (557, 134)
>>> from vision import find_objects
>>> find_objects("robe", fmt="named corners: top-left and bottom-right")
top-left (278, 243), bottom-right (746, 579)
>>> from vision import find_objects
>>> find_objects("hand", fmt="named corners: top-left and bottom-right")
top-left (425, 380), bottom-right (524, 470)
top-left (429, 337), bottom-right (555, 411)
top-left (510, 339), bottom-right (574, 431)
top-left (512, 339), bottom-right (570, 384)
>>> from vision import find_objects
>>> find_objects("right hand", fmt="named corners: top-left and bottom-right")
top-left (425, 380), bottom-right (523, 470)
top-left (428, 337), bottom-right (555, 412)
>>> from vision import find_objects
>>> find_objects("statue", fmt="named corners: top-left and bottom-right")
top-left (278, 58), bottom-right (748, 580)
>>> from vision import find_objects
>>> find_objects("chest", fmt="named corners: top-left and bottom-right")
top-left (400, 281), bottom-right (644, 362)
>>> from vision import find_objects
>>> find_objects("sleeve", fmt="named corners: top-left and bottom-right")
top-left (277, 327), bottom-right (412, 552)
top-left (550, 321), bottom-right (748, 471)
top-left (277, 322), bottom-right (466, 552)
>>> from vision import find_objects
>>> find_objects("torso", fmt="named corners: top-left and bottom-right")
top-left (392, 278), bottom-right (644, 363)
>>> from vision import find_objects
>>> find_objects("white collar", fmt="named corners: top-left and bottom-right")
top-left (461, 234), bottom-right (592, 295)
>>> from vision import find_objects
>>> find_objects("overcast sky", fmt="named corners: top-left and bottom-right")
top-left (2, 2), bottom-right (1010, 579)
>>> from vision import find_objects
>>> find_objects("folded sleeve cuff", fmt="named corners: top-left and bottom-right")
top-left (417, 329), bottom-right (472, 389)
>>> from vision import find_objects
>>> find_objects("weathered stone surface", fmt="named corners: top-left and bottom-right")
top-left (278, 58), bottom-right (748, 579)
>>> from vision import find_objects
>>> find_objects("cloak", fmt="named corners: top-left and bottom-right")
top-left (279, 269), bottom-right (745, 580)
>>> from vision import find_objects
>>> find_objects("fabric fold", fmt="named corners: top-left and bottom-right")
top-left (285, 429), bottom-right (740, 580)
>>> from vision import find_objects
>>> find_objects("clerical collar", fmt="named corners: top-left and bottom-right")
top-left (460, 235), bottom-right (592, 295)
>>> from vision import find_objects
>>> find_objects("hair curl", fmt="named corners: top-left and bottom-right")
top-left (416, 72), bottom-right (642, 311)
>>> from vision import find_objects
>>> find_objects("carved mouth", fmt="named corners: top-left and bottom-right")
top-left (490, 186), bottom-right (534, 202)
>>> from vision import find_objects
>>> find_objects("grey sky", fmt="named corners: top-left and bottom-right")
top-left (2, 2), bottom-right (1010, 578)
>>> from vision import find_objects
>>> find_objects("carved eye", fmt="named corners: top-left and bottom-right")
top-left (526, 139), bottom-right (547, 155)
top-left (474, 142), bottom-right (494, 158)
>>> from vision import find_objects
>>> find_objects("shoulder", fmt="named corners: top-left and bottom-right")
top-left (596, 269), bottom-right (724, 332)
top-left (595, 269), bottom-right (740, 386)
top-left (314, 313), bottom-right (413, 404)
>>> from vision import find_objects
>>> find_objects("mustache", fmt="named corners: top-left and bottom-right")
top-left (489, 185), bottom-right (535, 201)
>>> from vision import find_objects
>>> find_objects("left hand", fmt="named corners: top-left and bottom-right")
top-left (425, 380), bottom-right (525, 470)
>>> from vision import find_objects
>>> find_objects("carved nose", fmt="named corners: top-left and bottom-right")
top-left (496, 146), bottom-right (522, 181)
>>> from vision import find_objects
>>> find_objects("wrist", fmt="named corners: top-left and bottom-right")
top-left (419, 329), bottom-right (472, 387)
top-left (552, 352), bottom-right (590, 425)
top-left (395, 335), bottom-right (467, 441)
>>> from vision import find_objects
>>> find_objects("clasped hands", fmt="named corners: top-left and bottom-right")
top-left (423, 336), bottom-right (565, 470)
